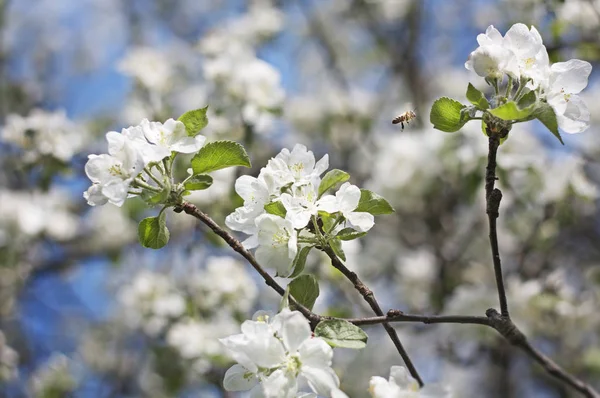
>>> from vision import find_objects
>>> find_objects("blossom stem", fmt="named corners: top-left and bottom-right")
top-left (133, 178), bottom-right (162, 193)
top-left (505, 75), bottom-right (513, 98)
top-left (513, 79), bottom-right (526, 101)
top-left (144, 167), bottom-right (165, 188)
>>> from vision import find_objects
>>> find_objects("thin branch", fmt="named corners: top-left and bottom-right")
top-left (485, 134), bottom-right (509, 316)
top-left (340, 310), bottom-right (491, 327)
top-left (177, 201), bottom-right (320, 326)
top-left (322, 246), bottom-right (424, 387)
top-left (486, 309), bottom-right (600, 398)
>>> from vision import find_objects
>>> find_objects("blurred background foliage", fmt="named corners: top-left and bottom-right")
top-left (0, 0), bottom-right (600, 396)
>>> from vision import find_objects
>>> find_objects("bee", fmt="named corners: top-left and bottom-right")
top-left (392, 110), bottom-right (416, 130)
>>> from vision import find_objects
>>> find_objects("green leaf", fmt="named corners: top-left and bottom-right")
top-left (355, 189), bottom-right (394, 215)
top-left (517, 90), bottom-right (537, 109)
top-left (466, 83), bottom-right (489, 110)
top-left (330, 238), bottom-right (346, 261)
top-left (318, 211), bottom-right (337, 233)
top-left (336, 228), bottom-right (367, 241)
top-left (314, 319), bottom-right (368, 349)
top-left (264, 201), bottom-right (287, 218)
top-left (191, 140), bottom-right (251, 174)
top-left (141, 187), bottom-right (169, 205)
top-left (184, 175), bottom-right (213, 191)
top-left (488, 101), bottom-right (535, 121)
top-left (288, 246), bottom-right (313, 278)
top-left (178, 106), bottom-right (208, 136)
top-left (138, 211), bottom-right (170, 249)
top-left (288, 274), bottom-right (319, 311)
top-left (533, 102), bottom-right (564, 145)
top-left (318, 169), bottom-right (350, 198)
top-left (430, 97), bottom-right (469, 132)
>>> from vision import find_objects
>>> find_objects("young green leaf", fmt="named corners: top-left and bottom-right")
top-left (138, 211), bottom-right (170, 249)
top-left (355, 189), bottom-right (394, 215)
top-left (178, 106), bottom-right (209, 136)
top-left (318, 169), bottom-right (350, 198)
top-left (318, 211), bottom-right (337, 234)
top-left (288, 274), bottom-right (319, 311)
top-left (264, 201), bottom-right (287, 218)
top-left (330, 238), bottom-right (346, 261)
top-left (430, 97), bottom-right (469, 132)
top-left (141, 186), bottom-right (170, 206)
top-left (314, 319), bottom-right (368, 349)
top-left (488, 101), bottom-right (535, 121)
top-left (466, 83), bottom-right (490, 110)
top-left (533, 102), bottom-right (564, 145)
top-left (517, 90), bottom-right (537, 109)
top-left (336, 228), bottom-right (367, 241)
top-left (184, 175), bottom-right (213, 191)
top-left (288, 246), bottom-right (313, 278)
top-left (191, 140), bottom-right (251, 174)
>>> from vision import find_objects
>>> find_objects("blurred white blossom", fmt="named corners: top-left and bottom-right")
top-left (1, 109), bottom-right (87, 163)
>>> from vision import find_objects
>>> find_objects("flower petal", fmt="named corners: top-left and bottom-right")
top-left (345, 212), bottom-right (375, 233)
top-left (277, 309), bottom-right (311, 353)
top-left (298, 338), bottom-right (333, 368)
top-left (223, 364), bottom-right (258, 392)
top-left (262, 369), bottom-right (298, 398)
top-left (301, 366), bottom-right (340, 396)
top-left (550, 59), bottom-right (592, 94)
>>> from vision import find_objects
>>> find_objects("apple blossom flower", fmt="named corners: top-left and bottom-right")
top-left (465, 25), bottom-right (518, 79)
top-left (220, 309), bottom-right (342, 398)
top-left (280, 182), bottom-right (337, 229)
top-left (319, 183), bottom-right (374, 232)
top-left (253, 214), bottom-right (298, 276)
top-left (226, 174), bottom-right (271, 236)
top-left (83, 134), bottom-right (145, 207)
top-left (465, 24), bottom-right (548, 83)
top-left (140, 118), bottom-right (206, 157)
top-left (541, 59), bottom-right (592, 133)
top-left (274, 144), bottom-right (329, 186)
top-left (369, 366), bottom-right (450, 397)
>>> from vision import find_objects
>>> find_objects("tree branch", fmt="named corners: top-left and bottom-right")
top-left (485, 134), bottom-right (509, 316)
top-left (321, 246), bottom-right (424, 387)
top-left (177, 201), bottom-right (320, 326)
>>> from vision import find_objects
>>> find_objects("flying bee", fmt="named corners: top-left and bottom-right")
top-left (392, 110), bottom-right (416, 130)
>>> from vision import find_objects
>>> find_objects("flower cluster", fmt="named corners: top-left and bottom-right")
top-left (226, 144), bottom-right (375, 276)
top-left (220, 309), bottom-right (347, 398)
top-left (118, 270), bottom-right (187, 336)
top-left (465, 23), bottom-right (592, 133)
top-left (83, 118), bottom-right (205, 207)
top-left (369, 366), bottom-right (450, 397)
top-left (1, 109), bottom-right (87, 163)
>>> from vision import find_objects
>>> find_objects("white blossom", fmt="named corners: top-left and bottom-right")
top-left (83, 135), bottom-right (145, 207)
top-left (254, 215), bottom-right (298, 277)
top-left (220, 309), bottom-right (341, 398)
top-left (541, 59), bottom-right (592, 133)
top-left (369, 366), bottom-right (450, 397)
top-left (1, 109), bottom-right (87, 163)
top-left (318, 183), bottom-right (374, 232)
top-left (118, 47), bottom-right (174, 92)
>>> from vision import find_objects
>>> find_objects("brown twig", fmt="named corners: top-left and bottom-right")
top-left (321, 246), bottom-right (424, 387)
top-left (485, 134), bottom-right (509, 316)
top-left (178, 201), bottom-right (320, 326)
